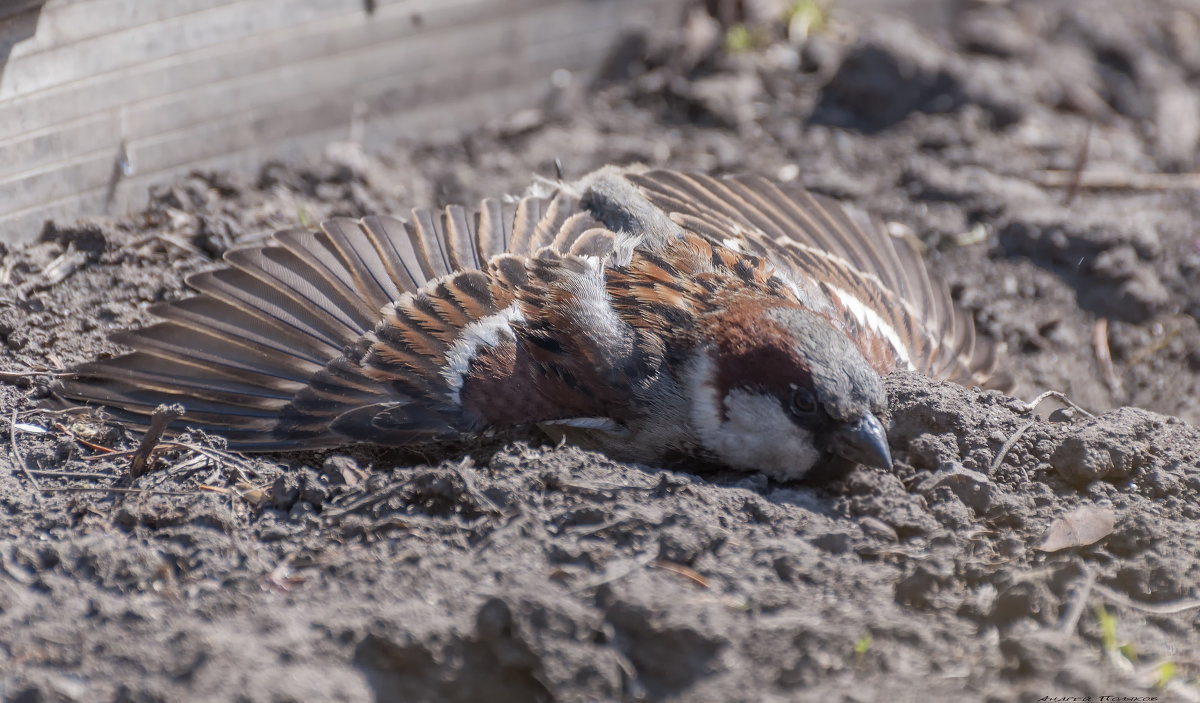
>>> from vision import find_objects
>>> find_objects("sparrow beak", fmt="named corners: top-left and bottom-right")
top-left (829, 413), bottom-right (893, 470)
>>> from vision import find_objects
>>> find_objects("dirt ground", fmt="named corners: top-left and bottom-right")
top-left (3, 0), bottom-right (1200, 700)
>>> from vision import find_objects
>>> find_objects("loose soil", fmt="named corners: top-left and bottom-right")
top-left (2, 1), bottom-right (1200, 701)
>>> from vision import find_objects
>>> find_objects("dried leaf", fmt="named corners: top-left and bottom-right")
top-left (1037, 505), bottom-right (1116, 552)
top-left (40, 245), bottom-right (87, 286)
top-left (235, 482), bottom-right (270, 507)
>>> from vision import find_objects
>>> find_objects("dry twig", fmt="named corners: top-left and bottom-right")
top-left (447, 458), bottom-right (503, 515)
top-left (27, 469), bottom-right (114, 479)
top-left (1021, 390), bottom-right (1095, 419)
top-left (989, 419), bottom-right (1037, 475)
top-left (1036, 170), bottom-right (1200, 191)
top-left (53, 423), bottom-right (120, 454)
top-left (38, 486), bottom-right (200, 497)
top-left (1093, 318), bottom-right (1123, 394)
top-left (1093, 584), bottom-right (1200, 615)
top-left (571, 550), bottom-right (658, 594)
top-left (651, 560), bottom-right (711, 589)
top-left (9, 409), bottom-right (42, 504)
top-left (1127, 322), bottom-right (1180, 366)
top-left (1057, 567), bottom-right (1096, 636)
top-left (0, 368), bottom-right (64, 382)
top-left (1064, 124), bottom-right (1092, 206)
top-left (130, 403), bottom-right (185, 478)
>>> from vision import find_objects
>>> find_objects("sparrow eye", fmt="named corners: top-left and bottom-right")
top-left (790, 388), bottom-right (818, 417)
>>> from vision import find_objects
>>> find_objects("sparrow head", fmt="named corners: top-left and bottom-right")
top-left (686, 304), bottom-right (892, 481)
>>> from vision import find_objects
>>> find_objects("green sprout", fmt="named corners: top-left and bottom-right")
top-left (1155, 661), bottom-right (1176, 691)
top-left (1096, 602), bottom-right (1118, 652)
top-left (785, 0), bottom-right (827, 42)
top-left (853, 632), bottom-right (872, 667)
top-left (725, 24), bottom-right (754, 54)
top-left (1094, 603), bottom-right (1136, 666)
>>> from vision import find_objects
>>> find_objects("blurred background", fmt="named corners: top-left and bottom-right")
top-left (0, 0), bottom-right (687, 243)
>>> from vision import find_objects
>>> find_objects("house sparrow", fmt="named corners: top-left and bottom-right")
top-left (53, 167), bottom-right (1002, 480)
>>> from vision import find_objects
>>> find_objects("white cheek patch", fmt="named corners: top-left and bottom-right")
top-left (715, 390), bottom-right (821, 481)
top-left (829, 285), bottom-right (914, 370)
top-left (441, 302), bottom-right (525, 403)
top-left (685, 353), bottom-right (821, 481)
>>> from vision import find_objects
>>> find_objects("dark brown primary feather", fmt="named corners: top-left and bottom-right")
top-left (53, 190), bottom-right (604, 450)
top-left (52, 166), bottom-right (1004, 451)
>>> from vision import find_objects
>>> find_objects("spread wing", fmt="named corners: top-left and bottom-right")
top-left (51, 192), bottom-right (620, 450)
top-left (623, 169), bottom-right (1005, 389)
